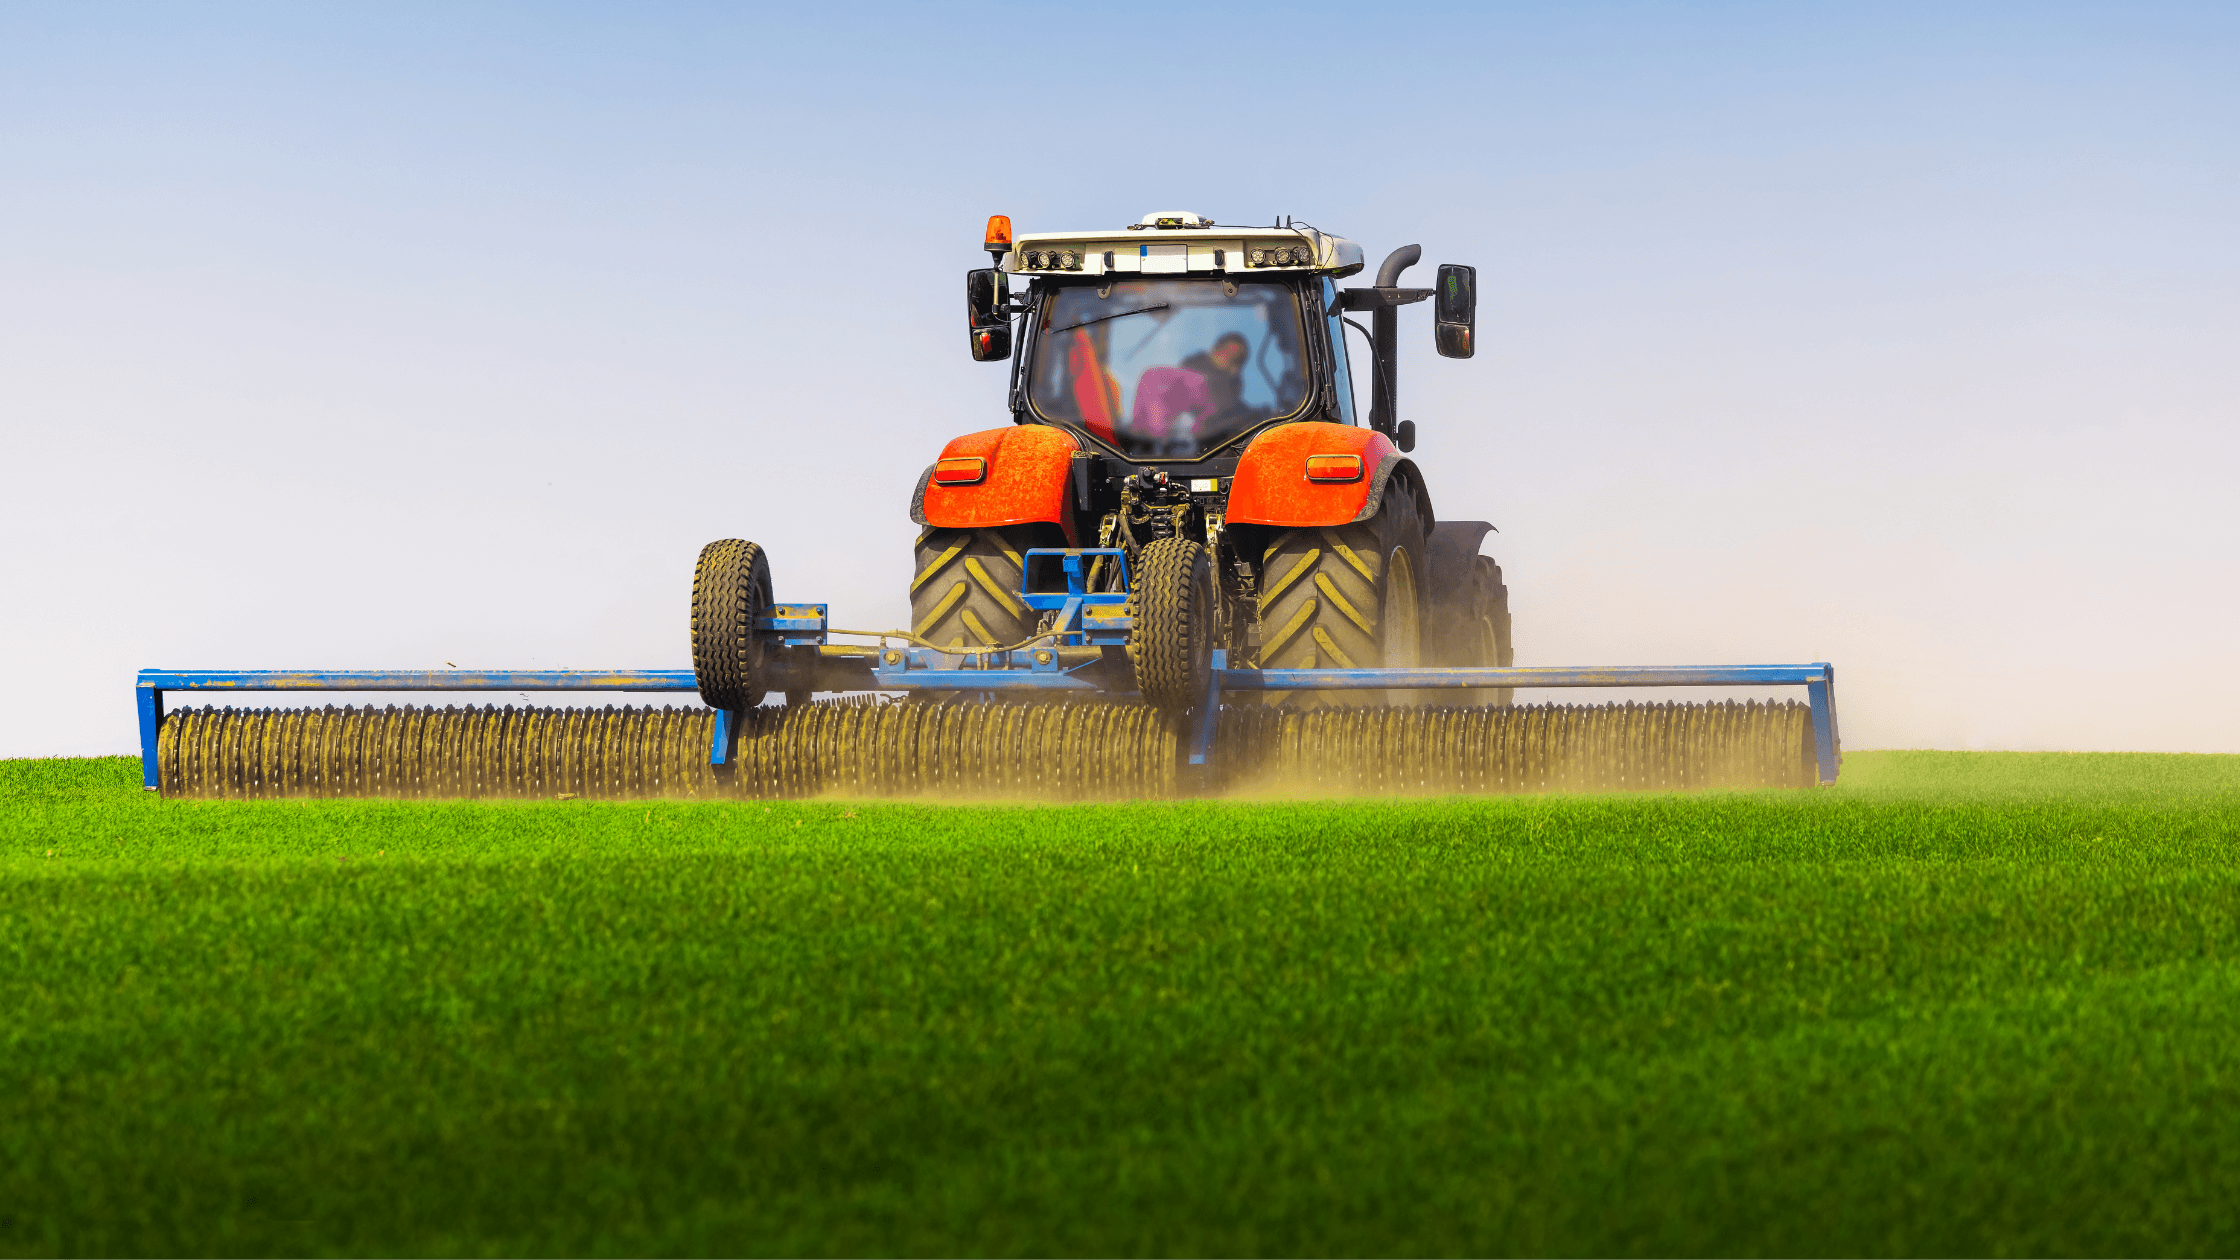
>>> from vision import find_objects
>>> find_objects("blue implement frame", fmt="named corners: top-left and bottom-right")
top-left (1019, 548), bottom-right (1133, 646)
top-left (133, 555), bottom-right (1840, 789)
top-left (135, 655), bottom-right (1841, 789)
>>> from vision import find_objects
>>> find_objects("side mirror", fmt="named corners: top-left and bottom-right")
top-left (1433, 263), bottom-right (1475, 359)
top-left (966, 268), bottom-right (1012, 362)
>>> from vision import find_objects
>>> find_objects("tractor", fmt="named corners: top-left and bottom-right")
top-left (872, 210), bottom-right (1513, 718)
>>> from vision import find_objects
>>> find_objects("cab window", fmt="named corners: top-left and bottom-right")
top-left (1028, 278), bottom-right (1309, 458)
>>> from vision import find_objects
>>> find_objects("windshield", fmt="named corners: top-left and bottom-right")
top-left (1027, 278), bottom-right (1309, 459)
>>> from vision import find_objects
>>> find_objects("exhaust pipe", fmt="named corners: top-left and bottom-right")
top-left (1370, 245), bottom-right (1420, 437)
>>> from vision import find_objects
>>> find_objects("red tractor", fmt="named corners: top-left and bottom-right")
top-left (909, 210), bottom-right (1513, 713)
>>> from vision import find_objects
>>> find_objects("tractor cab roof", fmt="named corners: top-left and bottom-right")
top-left (998, 210), bottom-right (1365, 281)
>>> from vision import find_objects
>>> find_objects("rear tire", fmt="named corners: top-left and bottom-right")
top-left (1130, 536), bottom-right (1215, 717)
top-left (692, 538), bottom-right (772, 712)
top-left (1469, 555), bottom-right (1515, 706)
top-left (910, 526), bottom-right (1041, 650)
top-left (1254, 488), bottom-right (1427, 706)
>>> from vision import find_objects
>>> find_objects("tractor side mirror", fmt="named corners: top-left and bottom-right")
top-left (1433, 263), bottom-right (1475, 359)
top-left (966, 268), bottom-right (1012, 362)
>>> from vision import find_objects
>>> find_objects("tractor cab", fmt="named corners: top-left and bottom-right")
top-left (977, 212), bottom-right (1372, 469)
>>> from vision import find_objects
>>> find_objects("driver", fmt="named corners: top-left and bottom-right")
top-left (1180, 332), bottom-right (1249, 424)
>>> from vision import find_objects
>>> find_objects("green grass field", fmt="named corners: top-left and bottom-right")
top-left (5, 751), bottom-right (2238, 1256)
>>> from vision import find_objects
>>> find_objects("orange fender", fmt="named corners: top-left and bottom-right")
top-left (912, 424), bottom-right (1080, 542)
top-left (1224, 422), bottom-right (1410, 528)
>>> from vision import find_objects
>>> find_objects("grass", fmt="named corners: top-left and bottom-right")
top-left (4, 751), bottom-right (2238, 1256)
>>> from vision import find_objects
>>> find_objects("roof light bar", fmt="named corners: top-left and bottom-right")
top-left (1021, 247), bottom-right (1084, 272)
top-left (1249, 243), bottom-right (1314, 268)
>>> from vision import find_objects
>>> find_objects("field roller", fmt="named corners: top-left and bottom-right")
top-left (138, 209), bottom-right (1840, 800)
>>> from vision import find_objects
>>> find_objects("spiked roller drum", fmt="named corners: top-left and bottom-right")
top-left (152, 694), bottom-right (1820, 801)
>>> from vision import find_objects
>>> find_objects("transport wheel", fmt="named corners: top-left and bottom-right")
top-left (692, 538), bottom-right (772, 712)
top-left (1129, 536), bottom-right (1215, 717)
top-left (1254, 486), bottom-right (1427, 707)
top-left (910, 526), bottom-right (1042, 650)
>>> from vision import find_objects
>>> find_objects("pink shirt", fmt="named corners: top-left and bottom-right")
top-left (1130, 366), bottom-right (1212, 439)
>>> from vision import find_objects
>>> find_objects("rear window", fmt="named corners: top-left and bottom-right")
top-left (1027, 278), bottom-right (1309, 459)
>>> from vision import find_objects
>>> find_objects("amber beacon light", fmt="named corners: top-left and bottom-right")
top-left (983, 215), bottom-right (1012, 261)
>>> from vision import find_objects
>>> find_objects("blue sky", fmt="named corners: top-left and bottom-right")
top-left (3, 1), bottom-right (2235, 755)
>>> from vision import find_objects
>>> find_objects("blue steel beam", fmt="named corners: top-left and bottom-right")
top-left (137, 668), bottom-right (698, 693)
top-left (1187, 651), bottom-right (1228, 767)
top-left (1019, 548), bottom-right (1130, 612)
top-left (866, 668), bottom-right (1106, 691)
top-left (1215, 664), bottom-right (1833, 690)
top-left (1806, 672), bottom-right (1841, 786)
top-left (709, 705), bottom-right (738, 767)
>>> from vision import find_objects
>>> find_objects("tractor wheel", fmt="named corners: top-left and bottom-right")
top-left (1254, 487), bottom-right (1427, 706)
top-left (910, 526), bottom-right (1040, 650)
top-left (692, 538), bottom-right (772, 712)
top-left (1129, 536), bottom-right (1215, 717)
top-left (1468, 555), bottom-right (1515, 706)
